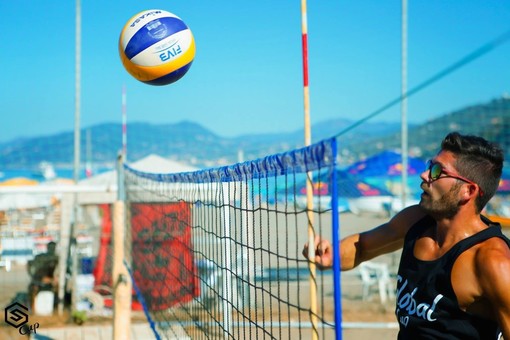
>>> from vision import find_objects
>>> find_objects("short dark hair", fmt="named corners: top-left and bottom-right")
top-left (440, 132), bottom-right (504, 212)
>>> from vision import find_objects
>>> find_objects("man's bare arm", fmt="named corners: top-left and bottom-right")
top-left (477, 239), bottom-right (510, 339)
top-left (303, 205), bottom-right (425, 270)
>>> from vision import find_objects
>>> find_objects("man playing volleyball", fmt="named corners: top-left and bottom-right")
top-left (303, 132), bottom-right (510, 339)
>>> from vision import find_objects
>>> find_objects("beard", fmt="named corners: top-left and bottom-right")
top-left (419, 182), bottom-right (462, 219)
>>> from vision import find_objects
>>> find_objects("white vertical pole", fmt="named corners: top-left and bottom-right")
top-left (70, 0), bottom-right (81, 312)
top-left (85, 129), bottom-right (92, 177)
top-left (73, 0), bottom-right (81, 185)
top-left (221, 183), bottom-right (233, 337)
top-left (401, 0), bottom-right (409, 208)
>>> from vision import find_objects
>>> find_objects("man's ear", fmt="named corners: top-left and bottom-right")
top-left (458, 184), bottom-right (474, 205)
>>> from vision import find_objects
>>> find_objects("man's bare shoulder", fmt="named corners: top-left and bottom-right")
top-left (474, 235), bottom-right (510, 296)
top-left (476, 235), bottom-right (510, 262)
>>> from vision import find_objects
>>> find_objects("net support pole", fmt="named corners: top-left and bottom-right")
top-left (113, 154), bottom-right (132, 339)
top-left (330, 139), bottom-right (343, 339)
top-left (301, 1), bottom-right (319, 339)
top-left (221, 183), bottom-right (233, 337)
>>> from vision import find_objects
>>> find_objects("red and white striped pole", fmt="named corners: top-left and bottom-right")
top-left (301, 0), bottom-right (311, 147)
top-left (301, 1), bottom-right (318, 340)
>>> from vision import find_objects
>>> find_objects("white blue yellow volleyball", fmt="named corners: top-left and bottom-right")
top-left (119, 9), bottom-right (195, 86)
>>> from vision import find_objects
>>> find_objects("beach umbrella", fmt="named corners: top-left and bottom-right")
top-left (0, 177), bottom-right (39, 186)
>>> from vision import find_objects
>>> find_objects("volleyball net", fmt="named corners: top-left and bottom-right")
top-left (122, 137), bottom-right (340, 339)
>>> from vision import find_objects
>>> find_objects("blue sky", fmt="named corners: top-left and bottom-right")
top-left (0, 1), bottom-right (509, 143)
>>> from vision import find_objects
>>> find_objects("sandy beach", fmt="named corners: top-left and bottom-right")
top-left (1, 211), bottom-right (507, 339)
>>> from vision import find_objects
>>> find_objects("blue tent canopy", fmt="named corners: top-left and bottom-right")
top-left (294, 170), bottom-right (393, 198)
top-left (345, 151), bottom-right (427, 177)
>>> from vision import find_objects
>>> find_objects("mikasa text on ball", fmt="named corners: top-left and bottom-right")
top-left (119, 9), bottom-right (195, 86)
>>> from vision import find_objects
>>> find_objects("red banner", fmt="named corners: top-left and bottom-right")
top-left (93, 204), bottom-right (113, 288)
top-left (130, 202), bottom-right (198, 310)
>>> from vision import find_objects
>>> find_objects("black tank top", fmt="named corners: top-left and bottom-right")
top-left (395, 215), bottom-right (509, 339)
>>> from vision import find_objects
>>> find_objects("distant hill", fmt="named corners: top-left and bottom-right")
top-left (341, 96), bottom-right (510, 165)
top-left (0, 96), bottom-right (508, 170)
top-left (0, 117), bottom-right (402, 170)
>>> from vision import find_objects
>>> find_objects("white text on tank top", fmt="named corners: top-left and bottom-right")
top-left (395, 274), bottom-right (444, 327)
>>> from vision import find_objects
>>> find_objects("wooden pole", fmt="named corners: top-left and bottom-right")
top-left (113, 155), bottom-right (131, 339)
top-left (57, 194), bottom-right (73, 315)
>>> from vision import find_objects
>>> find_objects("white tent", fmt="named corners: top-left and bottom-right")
top-left (79, 154), bottom-right (198, 189)
top-left (0, 192), bottom-right (53, 210)
top-left (130, 154), bottom-right (198, 173)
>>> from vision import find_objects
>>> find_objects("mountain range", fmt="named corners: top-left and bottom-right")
top-left (0, 96), bottom-right (508, 171)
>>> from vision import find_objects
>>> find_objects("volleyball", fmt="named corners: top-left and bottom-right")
top-left (119, 9), bottom-right (195, 86)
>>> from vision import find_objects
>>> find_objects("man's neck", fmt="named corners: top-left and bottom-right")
top-left (434, 211), bottom-right (486, 248)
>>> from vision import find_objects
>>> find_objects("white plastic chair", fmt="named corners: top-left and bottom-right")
top-left (358, 261), bottom-right (395, 303)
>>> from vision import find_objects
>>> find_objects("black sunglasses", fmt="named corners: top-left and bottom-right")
top-left (427, 161), bottom-right (483, 196)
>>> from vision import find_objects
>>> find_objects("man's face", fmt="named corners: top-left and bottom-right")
top-left (419, 151), bottom-right (463, 219)
top-left (420, 180), bottom-right (462, 219)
